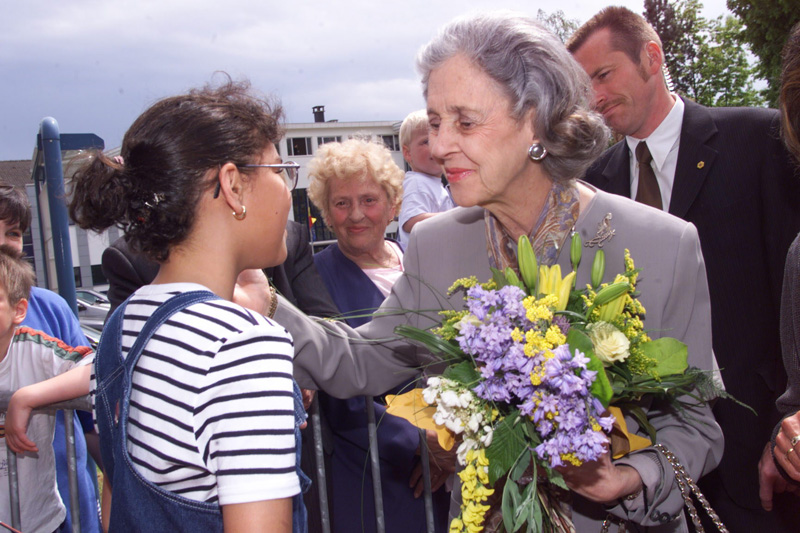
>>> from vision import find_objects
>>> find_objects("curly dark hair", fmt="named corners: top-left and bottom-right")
top-left (69, 77), bottom-right (283, 262)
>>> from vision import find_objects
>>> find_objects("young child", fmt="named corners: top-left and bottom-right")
top-left (0, 245), bottom-right (93, 532)
top-left (397, 109), bottom-right (455, 247)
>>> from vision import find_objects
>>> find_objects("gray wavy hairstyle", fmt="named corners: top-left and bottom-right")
top-left (417, 11), bottom-right (609, 182)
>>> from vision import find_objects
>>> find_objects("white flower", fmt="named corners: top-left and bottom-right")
top-left (467, 413), bottom-right (483, 433)
top-left (588, 321), bottom-right (631, 365)
top-left (445, 417), bottom-right (464, 434)
top-left (440, 390), bottom-right (460, 408)
top-left (458, 391), bottom-right (473, 409)
top-left (422, 387), bottom-right (438, 405)
top-left (426, 376), bottom-right (441, 389)
top-left (480, 427), bottom-right (494, 447)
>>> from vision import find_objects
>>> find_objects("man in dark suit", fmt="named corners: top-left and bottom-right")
top-left (102, 219), bottom-right (339, 533)
top-left (568, 7), bottom-right (800, 530)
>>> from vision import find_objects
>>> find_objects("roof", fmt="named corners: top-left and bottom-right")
top-left (0, 160), bottom-right (33, 187)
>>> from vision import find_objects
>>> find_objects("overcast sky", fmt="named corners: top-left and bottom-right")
top-left (0, 0), bottom-right (731, 161)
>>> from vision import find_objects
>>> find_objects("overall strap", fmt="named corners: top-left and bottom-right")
top-left (124, 290), bottom-right (220, 374)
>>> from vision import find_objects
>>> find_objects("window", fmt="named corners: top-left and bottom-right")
top-left (317, 135), bottom-right (342, 146)
top-left (381, 134), bottom-right (400, 151)
top-left (287, 137), bottom-right (313, 157)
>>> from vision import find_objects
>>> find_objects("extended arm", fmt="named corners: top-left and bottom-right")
top-left (6, 364), bottom-right (92, 453)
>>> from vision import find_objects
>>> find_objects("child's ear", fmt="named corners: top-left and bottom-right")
top-left (13, 298), bottom-right (27, 325)
top-left (402, 145), bottom-right (412, 162)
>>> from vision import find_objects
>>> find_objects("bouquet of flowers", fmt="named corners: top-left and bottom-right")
top-left (390, 233), bottom-right (729, 533)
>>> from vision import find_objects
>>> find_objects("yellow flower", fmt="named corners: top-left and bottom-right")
top-left (544, 324), bottom-right (566, 347)
top-left (523, 294), bottom-right (556, 322)
top-left (537, 265), bottom-right (576, 310)
top-left (447, 276), bottom-right (479, 294)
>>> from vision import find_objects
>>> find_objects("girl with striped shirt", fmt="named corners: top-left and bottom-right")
top-left (7, 79), bottom-right (304, 532)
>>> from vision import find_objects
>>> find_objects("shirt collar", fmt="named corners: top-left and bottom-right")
top-left (625, 94), bottom-right (684, 171)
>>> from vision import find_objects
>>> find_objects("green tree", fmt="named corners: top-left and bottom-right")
top-left (644, 0), bottom-right (702, 97)
top-left (645, 0), bottom-right (764, 107)
top-left (695, 16), bottom-right (764, 107)
top-left (727, 0), bottom-right (800, 107)
top-left (536, 9), bottom-right (579, 43)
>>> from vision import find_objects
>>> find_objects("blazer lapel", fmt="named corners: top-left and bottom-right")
top-left (669, 98), bottom-right (718, 219)
top-left (598, 141), bottom-right (633, 198)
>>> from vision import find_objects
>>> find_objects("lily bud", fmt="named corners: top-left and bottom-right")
top-left (591, 249), bottom-right (605, 288)
top-left (570, 232), bottom-right (582, 271)
top-left (517, 235), bottom-right (538, 295)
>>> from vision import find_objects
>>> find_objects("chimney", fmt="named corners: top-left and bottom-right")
top-left (313, 106), bottom-right (325, 123)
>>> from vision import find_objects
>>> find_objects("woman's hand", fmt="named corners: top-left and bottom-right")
top-left (233, 269), bottom-right (271, 315)
top-left (773, 412), bottom-right (800, 482)
top-left (6, 387), bottom-right (39, 454)
top-left (555, 448), bottom-right (642, 504)
top-left (410, 429), bottom-right (457, 498)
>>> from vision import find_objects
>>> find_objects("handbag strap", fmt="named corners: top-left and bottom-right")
top-left (601, 443), bottom-right (729, 533)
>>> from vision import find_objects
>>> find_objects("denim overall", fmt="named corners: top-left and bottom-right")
top-left (95, 290), bottom-right (309, 532)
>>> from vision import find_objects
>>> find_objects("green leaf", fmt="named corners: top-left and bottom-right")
top-left (567, 328), bottom-right (613, 407)
top-left (443, 361), bottom-right (481, 386)
top-left (491, 267), bottom-right (509, 288)
top-left (642, 337), bottom-right (688, 376)
top-left (627, 404), bottom-right (657, 442)
top-left (394, 325), bottom-right (463, 360)
top-left (502, 477), bottom-right (523, 533)
top-left (514, 479), bottom-right (537, 532)
top-left (486, 411), bottom-right (527, 484)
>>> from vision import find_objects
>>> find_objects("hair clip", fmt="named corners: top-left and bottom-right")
top-left (144, 193), bottom-right (165, 209)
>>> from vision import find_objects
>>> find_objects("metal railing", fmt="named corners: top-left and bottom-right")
top-left (0, 393), bottom-right (91, 533)
top-left (0, 391), bottom-right (437, 533)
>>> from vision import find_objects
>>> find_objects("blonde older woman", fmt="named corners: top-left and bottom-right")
top-left (308, 138), bottom-right (404, 317)
top-left (270, 12), bottom-right (722, 532)
top-left (306, 138), bottom-right (452, 533)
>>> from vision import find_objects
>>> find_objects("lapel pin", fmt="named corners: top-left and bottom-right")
top-left (697, 161), bottom-right (705, 169)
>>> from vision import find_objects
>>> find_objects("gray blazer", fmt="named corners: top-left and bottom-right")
top-left (280, 186), bottom-right (723, 531)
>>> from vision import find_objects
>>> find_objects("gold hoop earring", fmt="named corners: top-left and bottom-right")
top-left (233, 205), bottom-right (247, 220)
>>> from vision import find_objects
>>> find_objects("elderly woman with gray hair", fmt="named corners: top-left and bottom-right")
top-left (266, 11), bottom-right (722, 531)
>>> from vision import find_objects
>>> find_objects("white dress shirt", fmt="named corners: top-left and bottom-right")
top-left (626, 95), bottom-right (684, 212)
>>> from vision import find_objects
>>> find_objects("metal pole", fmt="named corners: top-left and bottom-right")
top-left (364, 397), bottom-right (385, 533)
top-left (418, 428), bottom-right (436, 533)
top-left (63, 410), bottom-right (81, 532)
top-left (310, 395), bottom-right (331, 533)
top-left (38, 117), bottom-right (78, 310)
top-left (6, 445), bottom-right (20, 530)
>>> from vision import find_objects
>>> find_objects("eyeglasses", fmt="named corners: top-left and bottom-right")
top-left (241, 161), bottom-right (300, 191)
top-left (212, 161), bottom-right (300, 198)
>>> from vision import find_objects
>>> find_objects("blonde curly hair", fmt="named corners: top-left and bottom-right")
top-left (307, 137), bottom-right (404, 226)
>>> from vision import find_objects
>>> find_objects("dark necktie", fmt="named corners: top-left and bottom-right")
top-left (635, 141), bottom-right (662, 210)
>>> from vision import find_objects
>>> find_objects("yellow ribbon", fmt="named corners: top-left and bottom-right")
top-left (385, 389), bottom-right (456, 451)
top-left (608, 406), bottom-right (652, 459)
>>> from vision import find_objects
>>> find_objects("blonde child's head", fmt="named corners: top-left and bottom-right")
top-left (399, 109), bottom-right (441, 177)
top-left (0, 245), bottom-right (34, 332)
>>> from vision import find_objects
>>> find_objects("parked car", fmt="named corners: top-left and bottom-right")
top-left (75, 289), bottom-right (110, 307)
top-left (76, 297), bottom-right (108, 330)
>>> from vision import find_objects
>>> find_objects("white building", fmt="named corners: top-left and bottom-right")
top-left (19, 107), bottom-right (404, 291)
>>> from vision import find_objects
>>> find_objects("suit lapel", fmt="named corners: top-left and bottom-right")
top-left (598, 141), bottom-right (633, 198)
top-left (669, 98), bottom-right (718, 219)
